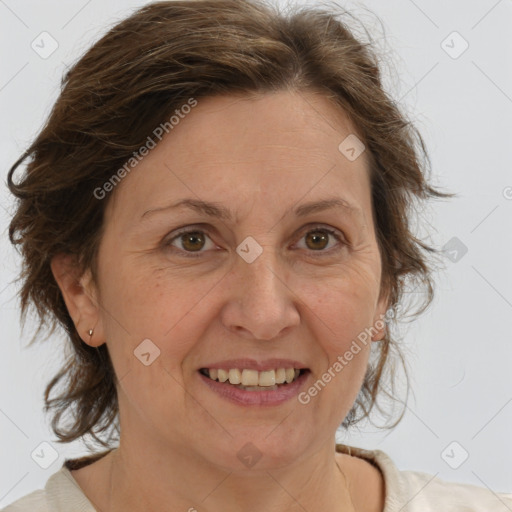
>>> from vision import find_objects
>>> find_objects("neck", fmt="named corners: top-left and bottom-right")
top-left (104, 437), bottom-right (356, 512)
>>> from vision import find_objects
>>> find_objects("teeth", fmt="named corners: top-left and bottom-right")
top-left (241, 385), bottom-right (278, 391)
top-left (258, 370), bottom-right (275, 387)
top-left (241, 369), bottom-right (259, 386)
top-left (228, 369), bottom-right (242, 385)
top-left (204, 367), bottom-right (302, 388)
top-left (275, 368), bottom-right (286, 384)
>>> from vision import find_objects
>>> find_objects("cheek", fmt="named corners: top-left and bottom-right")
top-left (99, 263), bottom-right (218, 369)
top-left (299, 281), bottom-right (374, 413)
top-left (299, 272), bottom-right (378, 404)
top-left (305, 270), bottom-right (379, 341)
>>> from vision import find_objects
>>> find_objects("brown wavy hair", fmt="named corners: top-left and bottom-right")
top-left (7, 0), bottom-right (452, 449)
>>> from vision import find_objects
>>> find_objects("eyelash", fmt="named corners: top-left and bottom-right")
top-left (163, 225), bottom-right (348, 259)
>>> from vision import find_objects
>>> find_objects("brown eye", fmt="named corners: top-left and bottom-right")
top-left (180, 231), bottom-right (206, 252)
top-left (165, 225), bottom-right (346, 259)
top-left (165, 229), bottom-right (216, 257)
top-left (296, 227), bottom-right (345, 255)
top-left (305, 230), bottom-right (330, 251)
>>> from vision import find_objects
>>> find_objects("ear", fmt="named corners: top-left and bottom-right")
top-left (371, 286), bottom-right (391, 342)
top-left (50, 253), bottom-right (105, 347)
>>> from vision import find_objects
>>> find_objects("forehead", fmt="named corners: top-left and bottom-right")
top-left (105, 90), bottom-right (372, 227)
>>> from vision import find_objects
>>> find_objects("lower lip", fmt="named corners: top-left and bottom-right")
top-left (198, 371), bottom-right (309, 406)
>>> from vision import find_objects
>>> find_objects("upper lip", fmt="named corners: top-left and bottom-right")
top-left (199, 359), bottom-right (308, 372)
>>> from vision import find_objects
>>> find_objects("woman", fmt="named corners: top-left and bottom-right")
top-left (3, 0), bottom-right (511, 511)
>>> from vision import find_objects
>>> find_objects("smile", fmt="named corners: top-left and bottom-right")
top-left (199, 367), bottom-right (305, 391)
top-left (198, 366), bottom-right (310, 405)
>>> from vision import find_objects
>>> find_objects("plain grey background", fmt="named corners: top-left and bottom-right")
top-left (1, 0), bottom-right (511, 507)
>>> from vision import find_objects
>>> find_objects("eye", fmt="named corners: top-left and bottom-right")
top-left (164, 228), bottom-right (217, 258)
top-left (294, 226), bottom-right (346, 255)
top-left (163, 225), bottom-right (347, 258)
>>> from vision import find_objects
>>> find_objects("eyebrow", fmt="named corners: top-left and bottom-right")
top-left (141, 197), bottom-right (362, 221)
top-left (140, 197), bottom-right (362, 222)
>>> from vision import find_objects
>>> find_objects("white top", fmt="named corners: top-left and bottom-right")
top-left (2, 444), bottom-right (511, 511)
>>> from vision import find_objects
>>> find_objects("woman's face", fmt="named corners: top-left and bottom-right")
top-left (80, 91), bottom-right (388, 469)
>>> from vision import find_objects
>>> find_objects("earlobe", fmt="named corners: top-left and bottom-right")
top-left (50, 253), bottom-right (105, 347)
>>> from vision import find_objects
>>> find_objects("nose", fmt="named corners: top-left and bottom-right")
top-left (220, 247), bottom-right (301, 341)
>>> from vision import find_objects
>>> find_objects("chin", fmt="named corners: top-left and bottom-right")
top-left (203, 427), bottom-right (316, 472)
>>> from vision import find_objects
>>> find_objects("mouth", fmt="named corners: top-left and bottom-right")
top-left (197, 359), bottom-right (311, 405)
top-left (199, 367), bottom-right (308, 391)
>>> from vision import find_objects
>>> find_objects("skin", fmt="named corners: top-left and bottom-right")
top-left (52, 90), bottom-right (388, 511)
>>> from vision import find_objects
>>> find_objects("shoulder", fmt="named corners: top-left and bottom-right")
top-left (392, 466), bottom-right (512, 511)
top-left (336, 444), bottom-right (512, 512)
top-left (1, 490), bottom-right (48, 512)
top-left (1, 465), bottom-right (96, 512)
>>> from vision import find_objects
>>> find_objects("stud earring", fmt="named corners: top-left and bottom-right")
top-left (88, 329), bottom-right (94, 337)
